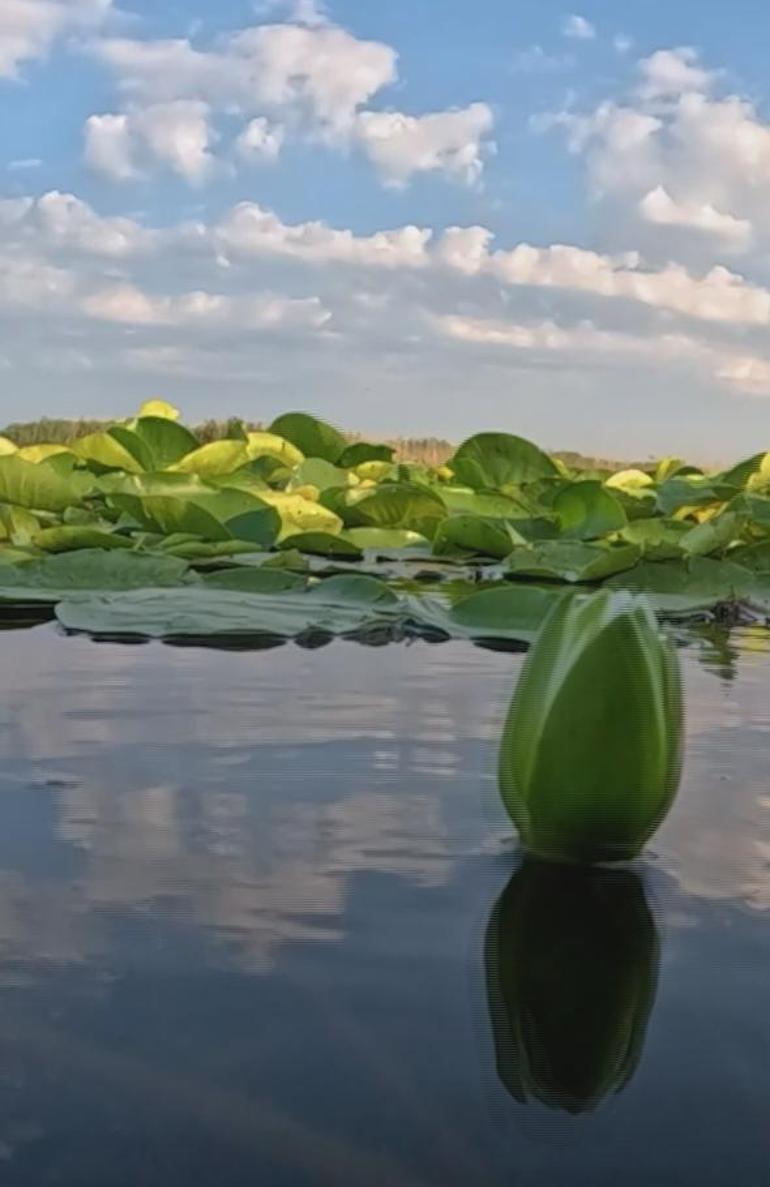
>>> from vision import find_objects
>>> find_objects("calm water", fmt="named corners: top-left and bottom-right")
top-left (0, 624), bottom-right (767, 1186)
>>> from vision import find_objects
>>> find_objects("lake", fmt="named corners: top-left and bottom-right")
top-left (0, 624), bottom-right (766, 1185)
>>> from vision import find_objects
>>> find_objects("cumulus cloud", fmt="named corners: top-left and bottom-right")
top-left (540, 46), bottom-right (770, 257)
top-left (0, 189), bottom-right (156, 255)
top-left (352, 103), bottom-right (495, 186)
top-left (433, 312), bottom-right (770, 396)
top-left (638, 186), bottom-right (752, 244)
top-left (81, 284), bottom-right (330, 329)
top-left (85, 101), bottom-right (216, 183)
top-left (0, 252), bottom-right (76, 309)
top-left (637, 47), bottom-right (714, 101)
top-left (435, 229), bottom-right (770, 326)
top-left (214, 201), bottom-right (433, 268)
top-left (86, 16), bottom-right (495, 186)
top-left (91, 24), bottom-right (397, 135)
top-left (235, 117), bottom-right (285, 161)
top-left (0, 0), bottom-right (113, 78)
top-left (4, 187), bottom-right (770, 414)
top-left (562, 14), bottom-right (596, 41)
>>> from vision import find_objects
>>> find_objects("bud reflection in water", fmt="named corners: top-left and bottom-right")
top-left (485, 860), bottom-right (659, 1115)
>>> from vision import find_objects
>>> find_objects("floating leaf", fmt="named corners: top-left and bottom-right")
top-left (620, 518), bottom-right (690, 561)
top-left (433, 515), bottom-right (524, 559)
top-left (245, 432), bottom-right (304, 468)
top-left (337, 442), bottom-right (394, 467)
top-left (291, 457), bottom-right (349, 492)
top-left (257, 491), bottom-right (343, 540)
top-left (680, 511), bottom-right (745, 558)
top-left (138, 399), bottom-right (180, 420)
top-left (507, 541), bottom-right (641, 583)
top-left (202, 568), bottom-right (306, 593)
top-left (342, 527), bottom-right (430, 552)
top-left (554, 481), bottom-right (627, 541)
top-left (130, 416), bottom-right (200, 469)
top-left (0, 550), bottom-right (191, 602)
top-left (70, 431), bottom-right (145, 473)
top-left (269, 412), bottom-right (347, 464)
top-left (34, 526), bottom-right (133, 553)
top-left (16, 444), bottom-right (75, 464)
top-left (279, 532), bottom-right (362, 559)
top-left (445, 584), bottom-right (563, 643)
top-left (171, 440), bottom-right (250, 477)
top-left (451, 433), bottom-right (558, 490)
top-left (0, 455), bottom-right (91, 512)
top-left (344, 483), bottom-right (447, 539)
top-left (604, 469), bottom-right (654, 492)
top-left (438, 486), bottom-right (533, 518)
top-left (606, 558), bottom-right (755, 616)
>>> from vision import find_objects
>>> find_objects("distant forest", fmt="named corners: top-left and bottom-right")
top-left (1, 416), bottom-right (649, 472)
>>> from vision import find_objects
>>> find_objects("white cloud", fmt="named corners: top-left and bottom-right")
top-left (353, 103), bottom-right (495, 186)
top-left (436, 229), bottom-right (770, 326)
top-left (85, 101), bottom-right (216, 183)
top-left (7, 158), bottom-right (42, 171)
top-left (639, 186), bottom-right (752, 244)
top-left (613, 34), bottom-right (633, 55)
top-left (235, 117), bottom-right (284, 161)
top-left (80, 283), bottom-right (330, 329)
top-left (541, 48), bottom-right (770, 257)
top-left (214, 201), bottom-right (433, 267)
top-left (638, 47), bottom-right (715, 101)
top-left (562, 14), bottom-right (596, 41)
top-left (0, 253), bottom-right (76, 309)
top-left (433, 312), bottom-right (770, 396)
top-left (6, 186), bottom-right (770, 418)
top-left (87, 17), bottom-right (495, 186)
top-left (5, 190), bottom-right (156, 255)
top-left (83, 113), bottom-right (136, 179)
top-left (92, 24), bottom-right (397, 135)
top-left (0, 0), bottom-right (113, 78)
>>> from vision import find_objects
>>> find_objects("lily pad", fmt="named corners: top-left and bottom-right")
top-left (269, 412), bottom-right (347, 464)
top-left (0, 550), bottom-right (192, 602)
top-left (451, 433), bottom-right (559, 490)
top-left (507, 542), bottom-right (641, 583)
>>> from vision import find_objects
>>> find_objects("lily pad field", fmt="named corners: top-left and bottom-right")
top-left (3, 399), bottom-right (770, 643)
top-left (0, 401), bottom-right (768, 1186)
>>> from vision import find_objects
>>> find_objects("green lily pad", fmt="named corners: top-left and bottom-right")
top-left (0, 550), bottom-right (192, 602)
top-left (451, 433), bottom-right (559, 490)
top-left (508, 542), bottom-right (641, 583)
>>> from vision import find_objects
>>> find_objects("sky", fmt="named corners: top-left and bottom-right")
top-left (3, 1), bottom-right (770, 458)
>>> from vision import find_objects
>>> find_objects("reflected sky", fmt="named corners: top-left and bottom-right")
top-left (0, 625), bottom-right (766, 1184)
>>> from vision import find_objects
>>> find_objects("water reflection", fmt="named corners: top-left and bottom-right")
top-left (485, 859), bottom-right (659, 1114)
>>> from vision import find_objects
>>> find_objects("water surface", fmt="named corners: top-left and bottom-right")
top-left (0, 625), bottom-right (766, 1185)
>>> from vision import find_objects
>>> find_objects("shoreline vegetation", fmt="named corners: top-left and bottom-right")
top-left (1, 417), bottom-right (647, 474)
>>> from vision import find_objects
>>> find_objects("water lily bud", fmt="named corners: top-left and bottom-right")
top-left (498, 589), bottom-right (683, 864)
top-left (485, 860), bottom-right (659, 1113)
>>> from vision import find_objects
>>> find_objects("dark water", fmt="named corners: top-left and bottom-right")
top-left (0, 625), bottom-right (767, 1186)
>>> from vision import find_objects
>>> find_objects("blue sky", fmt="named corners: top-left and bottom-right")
top-left (2, 0), bottom-right (770, 459)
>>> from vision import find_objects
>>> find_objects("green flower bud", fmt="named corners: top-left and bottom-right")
top-left (485, 859), bottom-right (660, 1114)
top-left (498, 589), bottom-right (683, 864)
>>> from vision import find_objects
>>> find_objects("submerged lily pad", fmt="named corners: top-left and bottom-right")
top-left (0, 550), bottom-right (192, 602)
